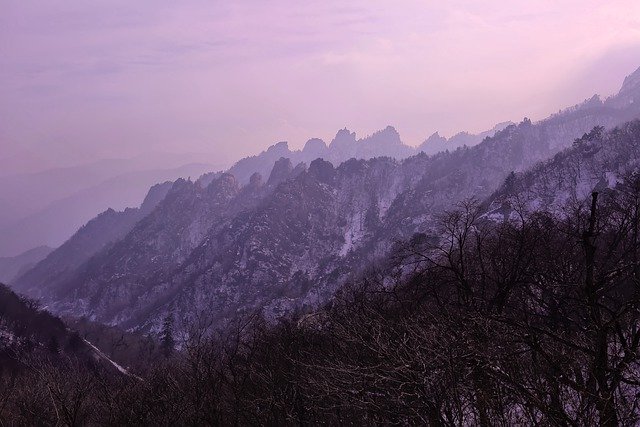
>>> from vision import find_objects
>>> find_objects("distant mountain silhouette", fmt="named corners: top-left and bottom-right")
top-left (0, 246), bottom-right (53, 284)
top-left (0, 162), bottom-right (216, 256)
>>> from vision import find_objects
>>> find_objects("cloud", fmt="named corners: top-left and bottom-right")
top-left (1, 0), bottom-right (640, 170)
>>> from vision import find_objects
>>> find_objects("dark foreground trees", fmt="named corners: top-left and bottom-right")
top-left (2, 179), bottom-right (640, 425)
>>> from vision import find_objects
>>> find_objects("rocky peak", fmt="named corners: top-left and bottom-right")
top-left (609, 66), bottom-right (640, 108)
top-left (140, 181), bottom-right (173, 215)
top-left (308, 158), bottom-right (335, 184)
top-left (491, 121), bottom-right (515, 133)
top-left (425, 131), bottom-right (447, 144)
top-left (417, 131), bottom-right (448, 154)
top-left (196, 171), bottom-right (222, 188)
top-left (100, 207), bottom-right (117, 217)
top-left (248, 172), bottom-right (264, 188)
top-left (292, 162), bottom-right (307, 177)
top-left (619, 66), bottom-right (640, 96)
top-left (330, 128), bottom-right (357, 147)
top-left (362, 125), bottom-right (402, 145)
top-left (167, 177), bottom-right (196, 196)
top-left (355, 125), bottom-right (413, 159)
top-left (303, 138), bottom-right (328, 154)
top-left (266, 141), bottom-right (290, 154)
top-left (267, 157), bottom-right (294, 187)
top-left (208, 173), bottom-right (239, 198)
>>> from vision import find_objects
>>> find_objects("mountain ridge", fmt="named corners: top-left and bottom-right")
top-left (11, 66), bottom-right (640, 333)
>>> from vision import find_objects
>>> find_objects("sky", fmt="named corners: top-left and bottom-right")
top-left (2, 0), bottom-right (640, 171)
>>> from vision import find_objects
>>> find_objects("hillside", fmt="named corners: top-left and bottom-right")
top-left (0, 283), bottom-right (135, 375)
top-left (11, 66), bottom-right (640, 333)
top-left (13, 181), bottom-right (173, 298)
top-left (3, 122), bottom-right (640, 425)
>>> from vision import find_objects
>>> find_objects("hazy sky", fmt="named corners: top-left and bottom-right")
top-left (2, 0), bottom-right (640, 170)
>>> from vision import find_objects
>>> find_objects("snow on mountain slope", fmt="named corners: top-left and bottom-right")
top-left (12, 66), bottom-right (640, 334)
top-left (484, 122), bottom-right (640, 221)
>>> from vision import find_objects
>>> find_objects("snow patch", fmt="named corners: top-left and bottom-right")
top-left (81, 337), bottom-right (140, 379)
top-left (339, 211), bottom-right (365, 256)
top-left (605, 171), bottom-right (618, 188)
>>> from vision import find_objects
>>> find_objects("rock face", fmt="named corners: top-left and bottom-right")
top-left (266, 158), bottom-right (294, 187)
top-left (12, 67), bottom-right (640, 333)
top-left (618, 66), bottom-right (640, 98)
top-left (226, 124), bottom-right (499, 185)
top-left (608, 66), bottom-right (640, 109)
top-left (484, 121), bottom-right (640, 221)
top-left (12, 181), bottom-right (173, 298)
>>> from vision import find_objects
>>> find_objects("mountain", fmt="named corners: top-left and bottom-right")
top-left (610, 65), bottom-right (640, 108)
top-left (12, 182), bottom-right (173, 298)
top-left (0, 282), bottom-right (136, 377)
top-left (4, 121), bottom-right (640, 426)
top-left (0, 161), bottom-right (219, 257)
top-left (483, 122), bottom-right (640, 221)
top-left (0, 282), bottom-right (79, 369)
top-left (0, 154), bottom-right (213, 227)
top-left (226, 124), bottom-right (506, 186)
top-left (224, 66), bottom-right (640, 189)
top-left (417, 121), bottom-right (514, 155)
top-left (12, 66), bottom-right (640, 333)
top-left (3, 124), bottom-right (638, 426)
top-left (12, 161), bottom-right (302, 317)
top-left (0, 246), bottom-right (53, 284)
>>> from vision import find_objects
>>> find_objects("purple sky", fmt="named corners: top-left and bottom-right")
top-left (2, 1), bottom-right (640, 171)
